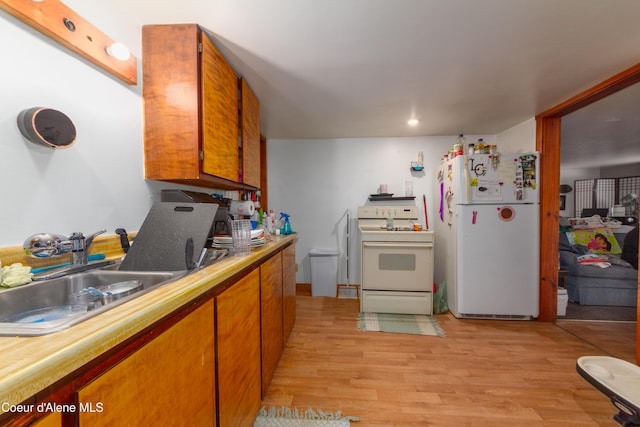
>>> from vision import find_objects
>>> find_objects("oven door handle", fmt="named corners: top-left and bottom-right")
top-left (363, 242), bottom-right (433, 249)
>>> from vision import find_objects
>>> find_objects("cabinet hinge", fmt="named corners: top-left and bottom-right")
top-left (198, 42), bottom-right (203, 53)
top-left (199, 150), bottom-right (204, 161)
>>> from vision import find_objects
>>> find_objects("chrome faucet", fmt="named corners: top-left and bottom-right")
top-left (24, 229), bottom-right (113, 280)
top-left (68, 230), bottom-right (106, 265)
top-left (24, 229), bottom-right (106, 265)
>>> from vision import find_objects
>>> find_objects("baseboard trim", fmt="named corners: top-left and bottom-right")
top-left (296, 283), bottom-right (311, 296)
top-left (296, 283), bottom-right (361, 297)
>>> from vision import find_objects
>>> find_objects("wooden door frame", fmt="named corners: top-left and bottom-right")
top-left (536, 62), bottom-right (640, 364)
top-left (259, 134), bottom-right (268, 209)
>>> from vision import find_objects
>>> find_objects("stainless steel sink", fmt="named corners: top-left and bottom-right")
top-left (0, 249), bottom-right (228, 336)
top-left (0, 269), bottom-right (187, 336)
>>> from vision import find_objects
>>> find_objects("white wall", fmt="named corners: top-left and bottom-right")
top-left (0, 3), bottom-right (223, 247)
top-left (0, 4), bottom-right (145, 246)
top-left (559, 163), bottom-right (640, 217)
top-left (496, 118), bottom-right (536, 152)
top-left (0, 2), bottom-right (539, 276)
top-left (268, 121), bottom-right (536, 285)
top-left (559, 167), bottom-right (600, 218)
top-left (268, 134), bottom-right (495, 284)
top-left (601, 163), bottom-right (640, 179)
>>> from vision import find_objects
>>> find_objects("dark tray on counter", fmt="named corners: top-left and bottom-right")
top-left (368, 196), bottom-right (416, 201)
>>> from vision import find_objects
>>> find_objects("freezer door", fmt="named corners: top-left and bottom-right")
top-left (463, 152), bottom-right (540, 205)
top-left (456, 204), bottom-right (539, 317)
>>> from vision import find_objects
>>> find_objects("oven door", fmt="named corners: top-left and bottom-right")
top-left (361, 242), bottom-right (432, 291)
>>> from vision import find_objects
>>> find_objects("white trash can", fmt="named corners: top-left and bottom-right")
top-left (309, 249), bottom-right (340, 297)
top-left (558, 287), bottom-right (568, 316)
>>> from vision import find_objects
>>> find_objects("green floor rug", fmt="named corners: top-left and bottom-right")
top-left (357, 312), bottom-right (446, 337)
top-left (254, 407), bottom-right (359, 427)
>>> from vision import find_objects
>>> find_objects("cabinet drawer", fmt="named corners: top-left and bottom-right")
top-left (361, 290), bottom-right (433, 315)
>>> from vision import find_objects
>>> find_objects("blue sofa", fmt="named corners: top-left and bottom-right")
top-left (559, 227), bottom-right (638, 307)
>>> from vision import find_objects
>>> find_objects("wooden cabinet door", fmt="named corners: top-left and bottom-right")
top-left (142, 24), bottom-right (201, 181)
top-left (282, 243), bottom-right (297, 344)
top-left (201, 31), bottom-right (239, 182)
top-left (260, 253), bottom-right (283, 397)
top-left (241, 78), bottom-right (260, 188)
top-left (32, 412), bottom-right (61, 427)
top-left (216, 268), bottom-right (261, 427)
top-left (77, 300), bottom-right (216, 426)
top-left (142, 24), bottom-right (241, 189)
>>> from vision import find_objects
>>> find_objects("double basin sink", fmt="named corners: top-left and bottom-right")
top-left (0, 250), bottom-right (227, 336)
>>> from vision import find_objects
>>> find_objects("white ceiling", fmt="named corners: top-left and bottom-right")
top-left (561, 82), bottom-right (640, 168)
top-left (110, 0), bottom-right (640, 165)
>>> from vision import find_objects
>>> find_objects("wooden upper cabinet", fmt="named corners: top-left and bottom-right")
top-left (240, 78), bottom-right (261, 188)
top-left (142, 24), bottom-right (241, 189)
top-left (201, 32), bottom-right (239, 183)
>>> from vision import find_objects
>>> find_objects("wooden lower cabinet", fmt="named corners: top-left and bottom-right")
top-left (260, 242), bottom-right (297, 397)
top-left (260, 253), bottom-right (283, 397)
top-left (216, 268), bottom-right (261, 427)
top-left (0, 241), bottom-right (296, 427)
top-left (77, 300), bottom-right (216, 426)
top-left (31, 412), bottom-right (61, 427)
top-left (282, 243), bottom-right (296, 344)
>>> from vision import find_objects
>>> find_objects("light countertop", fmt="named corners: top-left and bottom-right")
top-left (0, 234), bottom-right (296, 414)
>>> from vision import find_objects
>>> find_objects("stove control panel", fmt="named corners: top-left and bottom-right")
top-left (358, 206), bottom-right (418, 219)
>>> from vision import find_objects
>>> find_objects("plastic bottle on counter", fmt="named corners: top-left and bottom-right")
top-left (268, 210), bottom-right (277, 233)
top-left (258, 208), bottom-right (264, 226)
top-left (386, 214), bottom-right (393, 230)
top-left (250, 210), bottom-right (259, 229)
top-left (280, 213), bottom-right (293, 235)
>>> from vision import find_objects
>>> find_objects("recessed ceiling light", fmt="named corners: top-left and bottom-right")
top-left (407, 118), bottom-right (420, 126)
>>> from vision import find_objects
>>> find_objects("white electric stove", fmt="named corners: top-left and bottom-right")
top-left (358, 206), bottom-right (434, 315)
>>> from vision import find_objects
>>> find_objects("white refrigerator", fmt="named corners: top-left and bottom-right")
top-left (434, 152), bottom-right (540, 319)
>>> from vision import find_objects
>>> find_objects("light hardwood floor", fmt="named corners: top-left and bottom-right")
top-left (555, 319), bottom-right (636, 363)
top-left (262, 296), bottom-right (633, 427)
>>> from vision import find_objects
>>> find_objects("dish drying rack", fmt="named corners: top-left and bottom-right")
top-left (337, 209), bottom-right (359, 299)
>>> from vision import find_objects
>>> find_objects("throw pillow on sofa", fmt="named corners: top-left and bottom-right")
top-left (567, 228), bottom-right (622, 254)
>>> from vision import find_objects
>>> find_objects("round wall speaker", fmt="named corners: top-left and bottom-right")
top-left (17, 107), bottom-right (76, 149)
